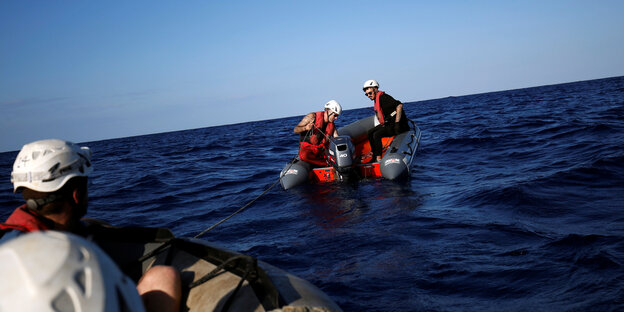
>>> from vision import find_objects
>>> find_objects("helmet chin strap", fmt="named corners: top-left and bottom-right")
top-left (26, 194), bottom-right (64, 211)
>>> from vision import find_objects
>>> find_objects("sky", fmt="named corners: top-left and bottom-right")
top-left (1, 1), bottom-right (623, 152)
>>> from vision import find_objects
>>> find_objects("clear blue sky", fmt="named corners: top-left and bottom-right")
top-left (1, 1), bottom-right (623, 152)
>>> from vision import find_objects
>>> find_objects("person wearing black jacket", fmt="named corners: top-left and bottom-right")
top-left (363, 79), bottom-right (409, 163)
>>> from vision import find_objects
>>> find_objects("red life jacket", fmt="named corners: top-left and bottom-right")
top-left (374, 91), bottom-right (386, 124)
top-left (303, 111), bottom-right (335, 146)
top-left (0, 205), bottom-right (54, 232)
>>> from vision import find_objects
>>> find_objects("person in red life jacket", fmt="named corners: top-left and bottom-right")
top-left (294, 100), bottom-right (342, 166)
top-left (363, 79), bottom-right (410, 163)
top-left (0, 139), bottom-right (182, 312)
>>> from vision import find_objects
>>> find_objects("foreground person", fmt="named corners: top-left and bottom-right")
top-left (0, 139), bottom-right (181, 312)
top-left (363, 79), bottom-right (409, 163)
top-left (0, 231), bottom-right (146, 312)
top-left (294, 100), bottom-right (342, 166)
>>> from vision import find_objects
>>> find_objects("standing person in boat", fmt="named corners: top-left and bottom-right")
top-left (0, 139), bottom-right (182, 312)
top-left (294, 100), bottom-right (342, 166)
top-left (363, 79), bottom-right (409, 163)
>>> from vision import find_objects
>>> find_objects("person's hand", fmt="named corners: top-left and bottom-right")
top-left (305, 123), bottom-right (314, 131)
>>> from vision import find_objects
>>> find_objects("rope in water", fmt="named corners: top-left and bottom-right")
top-left (193, 122), bottom-right (319, 238)
top-left (194, 178), bottom-right (281, 238)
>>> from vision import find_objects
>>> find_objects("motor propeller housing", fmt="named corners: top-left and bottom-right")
top-left (326, 136), bottom-right (355, 174)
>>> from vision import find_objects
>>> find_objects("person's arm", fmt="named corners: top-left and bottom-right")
top-left (395, 103), bottom-right (403, 123)
top-left (393, 103), bottom-right (404, 133)
top-left (294, 113), bottom-right (315, 134)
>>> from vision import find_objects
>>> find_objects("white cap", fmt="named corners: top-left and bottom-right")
top-left (363, 79), bottom-right (379, 90)
top-left (0, 231), bottom-right (145, 312)
top-left (11, 139), bottom-right (93, 193)
top-left (324, 100), bottom-right (342, 116)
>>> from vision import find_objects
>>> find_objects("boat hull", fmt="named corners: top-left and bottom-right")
top-left (87, 223), bottom-right (341, 311)
top-left (280, 115), bottom-right (421, 189)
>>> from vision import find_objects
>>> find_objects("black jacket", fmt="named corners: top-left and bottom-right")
top-left (379, 93), bottom-right (409, 130)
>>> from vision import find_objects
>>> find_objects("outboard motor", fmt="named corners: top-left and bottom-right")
top-left (326, 136), bottom-right (356, 174)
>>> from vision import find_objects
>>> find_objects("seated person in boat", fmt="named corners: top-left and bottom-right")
top-left (293, 100), bottom-right (342, 166)
top-left (363, 79), bottom-right (409, 163)
top-left (0, 139), bottom-right (182, 312)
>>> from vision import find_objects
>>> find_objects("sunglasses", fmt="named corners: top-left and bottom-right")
top-left (364, 91), bottom-right (374, 96)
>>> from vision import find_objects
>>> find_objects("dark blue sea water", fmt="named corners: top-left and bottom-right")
top-left (1, 76), bottom-right (623, 311)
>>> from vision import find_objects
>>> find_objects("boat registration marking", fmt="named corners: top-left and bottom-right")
top-left (384, 159), bottom-right (401, 165)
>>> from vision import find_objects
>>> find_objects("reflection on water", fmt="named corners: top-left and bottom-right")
top-left (290, 179), bottom-right (422, 231)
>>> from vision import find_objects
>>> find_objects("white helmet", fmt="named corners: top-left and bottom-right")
top-left (363, 79), bottom-right (379, 90)
top-left (11, 139), bottom-right (93, 193)
top-left (0, 231), bottom-right (145, 312)
top-left (324, 100), bottom-right (342, 116)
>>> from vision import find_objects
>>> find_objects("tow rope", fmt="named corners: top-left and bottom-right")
top-left (194, 178), bottom-right (281, 238)
top-left (193, 122), bottom-right (320, 238)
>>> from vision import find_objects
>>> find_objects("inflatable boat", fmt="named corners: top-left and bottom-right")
top-left (280, 116), bottom-right (421, 190)
top-left (86, 221), bottom-right (342, 312)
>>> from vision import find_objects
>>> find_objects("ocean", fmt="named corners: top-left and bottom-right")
top-left (1, 76), bottom-right (623, 311)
